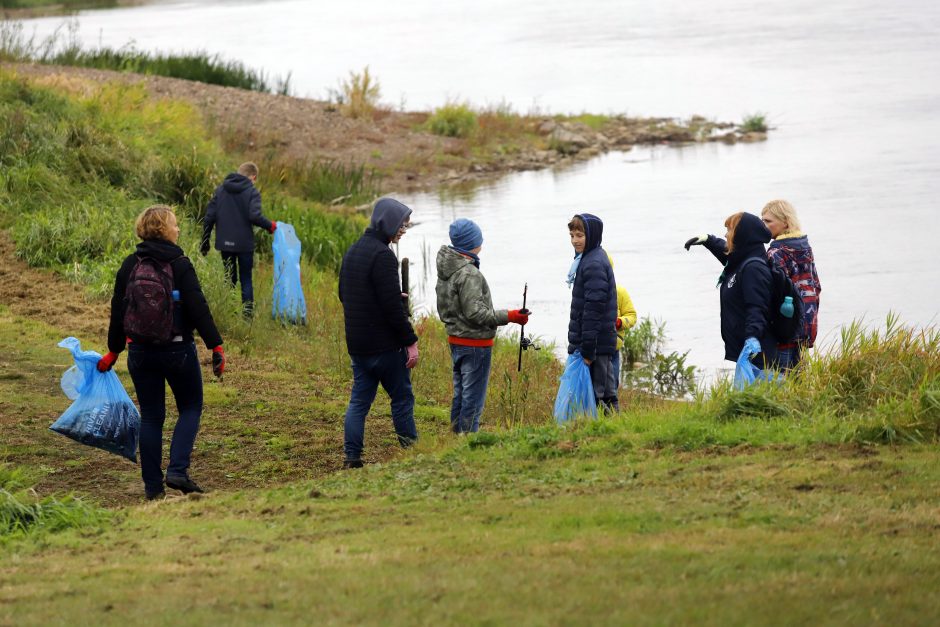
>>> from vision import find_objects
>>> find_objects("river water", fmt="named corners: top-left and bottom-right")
top-left (19, 0), bottom-right (940, 373)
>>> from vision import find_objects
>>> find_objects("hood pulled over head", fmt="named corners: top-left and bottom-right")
top-left (577, 213), bottom-right (604, 254)
top-left (370, 198), bottom-right (413, 241)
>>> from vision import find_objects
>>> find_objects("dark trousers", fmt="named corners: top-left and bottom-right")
top-left (449, 345), bottom-right (493, 433)
top-left (221, 251), bottom-right (254, 310)
top-left (589, 353), bottom-right (619, 413)
top-left (128, 342), bottom-right (203, 494)
top-left (343, 349), bottom-right (417, 461)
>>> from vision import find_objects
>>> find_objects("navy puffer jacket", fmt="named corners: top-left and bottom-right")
top-left (567, 213), bottom-right (618, 361)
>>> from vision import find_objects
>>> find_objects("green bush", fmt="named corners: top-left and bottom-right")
top-left (427, 103), bottom-right (478, 138)
top-left (740, 113), bottom-right (768, 133)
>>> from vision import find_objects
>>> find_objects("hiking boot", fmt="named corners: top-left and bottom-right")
top-left (342, 459), bottom-right (364, 469)
top-left (165, 475), bottom-right (204, 494)
top-left (145, 490), bottom-right (165, 501)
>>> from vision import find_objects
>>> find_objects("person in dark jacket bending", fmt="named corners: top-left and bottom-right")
top-left (685, 212), bottom-right (779, 369)
top-left (567, 214), bottom-right (619, 411)
top-left (338, 198), bottom-right (419, 468)
top-left (98, 205), bottom-right (225, 500)
top-left (200, 162), bottom-right (276, 316)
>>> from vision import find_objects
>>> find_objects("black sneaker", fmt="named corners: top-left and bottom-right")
top-left (145, 490), bottom-right (165, 501)
top-left (342, 459), bottom-right (364, 469)
top-left (165, 475), bottom-right (204, 494)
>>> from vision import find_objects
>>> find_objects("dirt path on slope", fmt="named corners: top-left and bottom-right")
top-left (0, 231), bottom-right (109, 341)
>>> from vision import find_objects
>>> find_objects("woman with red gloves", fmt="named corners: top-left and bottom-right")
top-left (98, 204), bottom-right (224, 500)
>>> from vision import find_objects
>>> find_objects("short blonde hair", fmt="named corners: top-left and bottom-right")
top-left (761, 199), bottom-right (801, 232)
top-left (237, 162), bottom-right (259, 178)
top-left (135, 204), bottom-right (176, 241)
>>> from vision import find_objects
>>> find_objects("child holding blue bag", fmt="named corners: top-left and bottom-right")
top-left (564, 214), bottom-right (619, 413)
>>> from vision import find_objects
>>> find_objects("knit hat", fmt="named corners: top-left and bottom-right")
top-left (449, 218), bottom-right (483, 252)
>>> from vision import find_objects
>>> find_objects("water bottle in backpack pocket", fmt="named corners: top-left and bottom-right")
top-left (740, 257), bottom-right (804, 344)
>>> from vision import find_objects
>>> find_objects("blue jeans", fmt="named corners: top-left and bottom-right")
top-left (221, 251), bottom-right (254, 308)
top-left (449, 345), bottom-right (493, 433)
top-left (127, 342), bottom-right (203, 494)
top-left (344, 349), bottom-right (417, 461)
top-left (776, 344), bottom-right (803, 372)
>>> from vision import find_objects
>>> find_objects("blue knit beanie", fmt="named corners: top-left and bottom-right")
top-left (449, 218), bottom-right (483, 252)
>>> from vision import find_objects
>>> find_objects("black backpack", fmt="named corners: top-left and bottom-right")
top-left (740, 257), bottom-right (804, 344)
top-left (123, 255), bottom-right (179, 344)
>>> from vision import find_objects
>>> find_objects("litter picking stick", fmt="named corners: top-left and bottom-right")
top-left (401, 257), bottom-right (410, 316)
top-left (517, 283), bottom-right (528, 372)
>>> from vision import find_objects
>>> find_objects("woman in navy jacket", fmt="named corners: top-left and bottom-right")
top-left (686, 212), bottom-right (779, 369)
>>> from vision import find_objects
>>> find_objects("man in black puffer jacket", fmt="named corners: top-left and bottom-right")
top-left (338, 198), bottom-right (419, 468)
top-left (200, 162), bottom-right (276, 316)
top-left (567, 213), bottom-right (619, 411)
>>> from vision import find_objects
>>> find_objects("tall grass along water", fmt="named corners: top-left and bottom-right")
top-left (14, 0), bottom-right (940, 374)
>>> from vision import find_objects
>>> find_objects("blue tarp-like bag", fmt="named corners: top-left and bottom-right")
top-left (733, 346), bottom-right (780, 390)
top-left (50, 337), bottom-right (140, 462)
top-left (553, 351), bottom-right (598, 424)
top-left (272, 222), bottom-right (307, 324)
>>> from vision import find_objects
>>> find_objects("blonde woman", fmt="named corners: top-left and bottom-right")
top-left (760, 200), bottom-right (822, 369)
top-left (98, 205), bottom-right (225, 500)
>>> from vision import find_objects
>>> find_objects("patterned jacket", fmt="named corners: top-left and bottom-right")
top-left (436, 246), bottom-right (508, 343)
top-left (767, 234), bottom-right (821, 347)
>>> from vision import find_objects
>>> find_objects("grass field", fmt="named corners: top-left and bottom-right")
top-left (0, 62), bottom-right (938, 626)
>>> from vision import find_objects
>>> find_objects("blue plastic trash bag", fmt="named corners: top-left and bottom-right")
top-left (553, 351), bottom-right (598, 423)
top-left (272, 222), bottom-right (307, 324)
top-left (50, 337), bottom-right (140, 462)
top-left (733, 345), bottom-right (781, 390)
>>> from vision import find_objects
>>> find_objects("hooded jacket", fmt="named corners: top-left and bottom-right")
top-left (705, 213), bottom-right (778, 364)
top-left (436, 246), bottom-right (508, 343)
top-left (338, 198), bottom-right (418, 356)
top-left (202, 173), bottom-right (273, 253)
top-left (107, 239), bottom-right (223, 353)
top-left (767, 234), bottom-right (821, 347)
top-left (567, 213), bottom-right (618, 361)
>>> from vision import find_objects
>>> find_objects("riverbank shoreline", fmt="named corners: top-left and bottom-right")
top-left (4, 61), bottom-right (767, 194)
top-left (0, 0), bottom-right (145, 20)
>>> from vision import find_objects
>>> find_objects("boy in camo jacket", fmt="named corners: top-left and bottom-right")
top-left (435, 219), bottom-right (530, 433)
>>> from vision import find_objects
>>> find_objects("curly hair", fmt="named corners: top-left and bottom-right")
top-left (135, 204), bottom-right (177, 241)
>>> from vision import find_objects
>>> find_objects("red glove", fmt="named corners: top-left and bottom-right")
top-left (97, 351), bottom-right (118, 372)
top-left (269, 221), bottom-right (277, 234)
top-left (615, 318), bottom-right (623, 330)
top-left (212, 346), bottom-right (226, 378)
top-left (507, 309), bottom-right (529, 325)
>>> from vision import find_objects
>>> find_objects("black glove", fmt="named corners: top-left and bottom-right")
top-left (684, 234), bottom-right (708, 251)
top-left (200, 241), bottom-right (210, 256)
